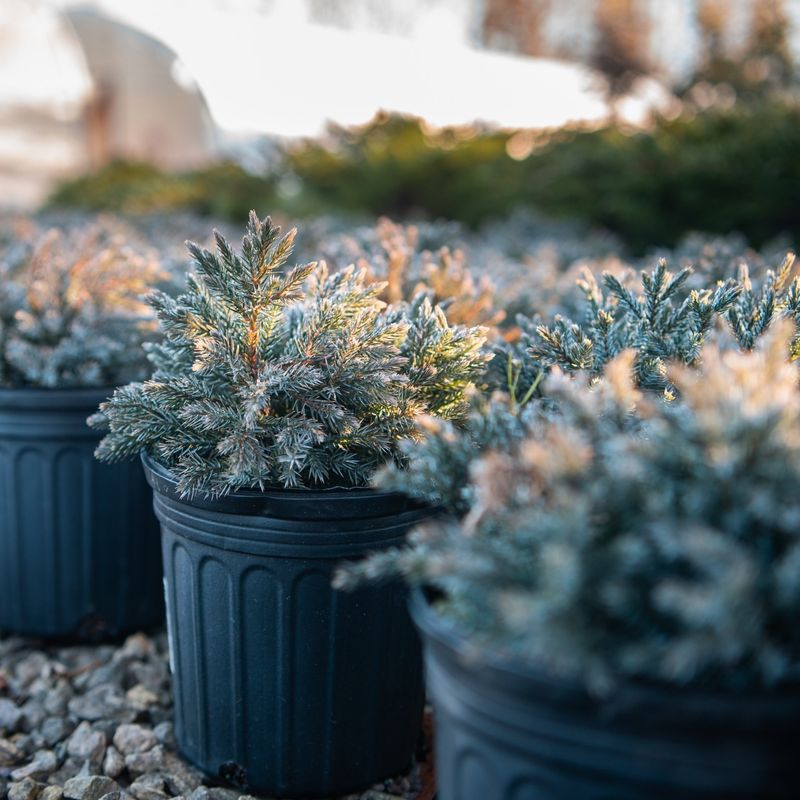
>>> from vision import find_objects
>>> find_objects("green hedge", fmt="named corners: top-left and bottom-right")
top-left (48, 103), bottom-right (800, 252)
top-left (524, 102), bottom-right (800, 251)
top-left (47, 161), bottom-right (278, 221)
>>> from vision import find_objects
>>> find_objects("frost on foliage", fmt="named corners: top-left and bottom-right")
top-left (93, 213), bottom-right (488, 496)
top-left (343, 324), bottom-right (800, 692)
top-left (0, 222), bottom-right (164, 388)
top-left (531, 253), bottom-right (799, 394)
top-left (303, 217), bottom-right (505, 329)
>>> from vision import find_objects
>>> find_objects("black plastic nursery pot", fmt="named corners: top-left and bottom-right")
top-left (0, 387), bottom-right (163, 638)
top-left (411, 589), bottom-right (800, 800)
top-left (143, 453), bottom-right (429, 799)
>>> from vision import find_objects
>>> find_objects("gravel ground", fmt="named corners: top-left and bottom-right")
top-left (0, 634), bottom-right (435, 800)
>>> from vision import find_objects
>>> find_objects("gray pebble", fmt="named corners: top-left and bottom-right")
top-left (18, 705), bottom-right (45, 736)
top-left (10, 751), bottom-right (58, 782)
top-left (65, 726), bottom-right (105, 767)
top-left (128, 775), bottom-right (166, 800)
top-left (123, 746), bottom-right (164, 778)
top-left (45, 759), bottom-right (82, 787)
top-left (150, 725), bottom-right (173, 750)
top-left (7, 778), bottom-right (40, 800)
top-left (205, 790), bottom-right (238, 800)
top-left (0, 739), bottom-right (25, 768)
top-left (0, 701), bottom-right (23, 736)
top-left (123, 689), bottom-right (157, 713)
top-left (62, 776), bottom-right (118, 800)
top-left (160, 754), bottom-right (202, 797)
top-left (111, 727), bottom-right (155, 757)
top-left (43, 686), bottom-right (73, 719)
top-left (40, 787), bottom-right (63, 800)
top-left (40, 720), bottom-right (74, 749)
top-left (14, 656), bottom-right (50, 689)
top-left (67, 689), bottom-right (126, 724)
top-left (100, 749), bottom-right (123, 782)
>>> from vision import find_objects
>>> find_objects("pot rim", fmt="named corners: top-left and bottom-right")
top-left (142, 451), bottom-right (429, 520)
top-left (0, 385), bottom-right (117, 410)
top-left (409, 587), bottom-right (800, 715)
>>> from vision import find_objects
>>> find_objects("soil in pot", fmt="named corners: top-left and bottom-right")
top-left (143, 453), bottom-right (429, 799)
top-left (0, 387), bottom-right (163, 638)
top-left (410, 589), bottom-right (800, 800)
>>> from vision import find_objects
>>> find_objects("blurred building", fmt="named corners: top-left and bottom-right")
top-left (0, 1), bottom-right (216, 207)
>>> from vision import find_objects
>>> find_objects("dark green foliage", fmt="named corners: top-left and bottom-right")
top-left (342, 328), bottom-right (800, 691)
top-left (48, 104), bottom-right (800, 252)
top-left (533, 260), bottom-right (741, 392)
top-left (523, 102), bottom-right (800, 252)
top-left (0, 222), bottom-right (164, 388)
top-left (285, 114), bottom-right (526, 228)
top-left (47, 160), bottom-right (279, 221)
top-left (93, 213), bottom-right (488, 496)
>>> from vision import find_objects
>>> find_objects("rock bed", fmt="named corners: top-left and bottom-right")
top-left (0, 634), bottom-right (434, 800)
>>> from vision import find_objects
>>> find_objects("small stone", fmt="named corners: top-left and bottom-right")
top-left (62, 776), bottom-right (118, 800)
top-left (80, 665), bottom-right (127, 695)
top-left (151, 724), bottom-right (173, 749)
top-left (0, 701), bottom-right (23, 735)
top-left (123, 688), bottom-right (158, 712)
top-left (10, 735), bottom-right (35, 758)
top-left (65, 725), bottom-right (106, 766)
top-left (128, 775), bottom-right (166, 800)
top-left (100, 748), bottom-right (124, 781)
top-left (45, 758), bottom-right (83, 787)
top-left (161, 753), bottom-right (203, 796)
top-left (359, 793), bottom-right (399, 800)
top-left (205, 790), bottom-right (238, 800)
top-left (10, 752), bottom-right (58, 782)
top-left (114, 636), bottom-right (153, 663)
top-left (17, 705), bottom-right (45, 737)
top-left (42, 685), bottom-right (73, 719)
top-left (123, 745), bottom-right (165, 777)
top-left (111, 726), bottom-right (155, 757)
top-left (7, 778), bottom-right (40, 800)
top-left (128, 664), bottom-right (167, 694)
top-left (0, 738), bottom-right (25, 767)
top-left (185, 789), bottom-right (209, 800)
top-left (40, 787), bottom-right (63, 800)
top-left (98, 793), bottom-right (132, 800)
top-left (40, 720), bottom-right (74, 749)
top-left (14, 656), bottom-right (50, 688)
top-left (68, 689), bottom-right (126, 723)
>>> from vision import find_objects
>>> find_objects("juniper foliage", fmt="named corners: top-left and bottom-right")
top-left (533, 259), bottom-right (744, 392)
top-left (0, 223), bottom-right (163, 388)
top-left (726, 252), bottom-right (800, 351)
top-left (341, 325), bottom-right (800, 691)
top-left (93, 213), bottom-right (488, 496)
top-left (375, 396), bottom-right (537, 518)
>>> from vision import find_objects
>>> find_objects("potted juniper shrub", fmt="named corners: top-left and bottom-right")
top-left (0, 221), bottom-right (166, 638)
top-left (93, 212), bottom-right (488, 798)
top-left (343, 323), bottom-right (800, 800)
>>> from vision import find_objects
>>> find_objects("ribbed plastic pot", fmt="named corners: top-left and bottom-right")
top-left (0, 387), bottom-right (163, 638)
top-left (143, 454), bottom-right (429, 799)
top-left (411, 589), bottom-right (800, 800)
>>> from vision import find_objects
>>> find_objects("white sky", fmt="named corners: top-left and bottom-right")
top-left (39, 0), bottom-right (615, 136)
top-left (7, 0), bottom-right (800, 137)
